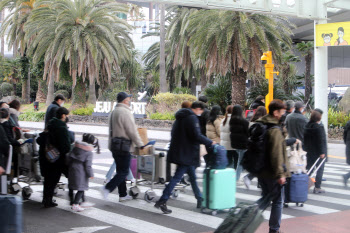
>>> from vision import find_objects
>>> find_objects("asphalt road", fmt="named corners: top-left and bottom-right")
top-left (14, 123), bottom-right (350, 233)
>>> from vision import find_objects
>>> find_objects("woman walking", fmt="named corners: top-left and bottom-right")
top-left (68, 133), bottom-right (100, 211)
top-left (206, 105), bottom-right (222, 143)
top-left (229, 105), bottom-right (249, 181)
top-left (220, 105), bottom-right (234, 167)
top-left (304, 110), bottom-right (327, 194)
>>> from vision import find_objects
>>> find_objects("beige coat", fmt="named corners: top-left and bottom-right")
top-left (108, 103), bottom-right (144, 152)
top-left (206, 117), bottom-right (223, 143)
top-left (220, 114), bottom-right (233, 150)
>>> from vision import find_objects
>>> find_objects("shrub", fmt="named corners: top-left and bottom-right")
top-left (19, 112), bottom-right (45, 122)
top-left (150, 92), bottom-right (197, 114)
top-left (172, 87), bottom-right (191, 94)
top-left (55, 89), bottom-right (70, 99)
top-left (328, 109), bottom-right (350, 128)
top-left (149, 112), bottom-right (175, 120)
top-left (0, 82), bottom-right (13, 97)
top-left (204, 76), bottom-right (232, 112)
top-left (71, 106), bottom-right (94, 116)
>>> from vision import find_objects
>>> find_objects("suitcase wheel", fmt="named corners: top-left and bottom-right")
top-left (144, 190), bottom-right (156, 203)
top-left (296, 203), bottom-right (304, 207)
top-left (129, 187), bottom-right (140, 199)
top-left (22, 186), bottom-right (33, 200)
top-left (211, 210), bottom-right (218, 216)
top-left (171, 190), bottom-right (179, 199)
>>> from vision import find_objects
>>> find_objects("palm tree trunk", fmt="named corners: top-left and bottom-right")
top-left (26, 68), bottom-right (31, 103)
top-left (0, 11), bottom-right (4, 56)
top-left (36, 79), bottom-right (47, 103)
top-left (200, 70), bottom-right (207, 89)
top-left (46, 75), bottom-right (55, 105)
top-left (12, 83), bottom-right (17, 96)
top-left (88, 78), bottom-right (96, 104)
top-left (159, 3), bottom-right (167, 93)
top-left (72, 77), bottom-right (87, 109)
top-left (231, 70), bottom-right (247, 107)
top-left (304, 54), bottom-right (312, 104)
top-left (191, 77), bottom-right (197, 95)
top-left (22, 79), bottom-right (28, 102)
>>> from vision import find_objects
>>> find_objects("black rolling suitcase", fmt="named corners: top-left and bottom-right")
top-left (0, 146), bottom-right (23, 233)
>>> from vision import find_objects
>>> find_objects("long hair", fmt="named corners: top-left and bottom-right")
top-left (223, 105), bottom-right (233, 126)
top-left (251, 106), bottom-right (267, 122)
top-left (231, 105), bottom-right (243, 119)
top-left (82, 133), bottom-right (100, 154)
top-left (208, 105), bottom-right (221, 124)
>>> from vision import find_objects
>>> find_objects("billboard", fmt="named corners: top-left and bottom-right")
top-left (316, 21), bottom-right (350, 47)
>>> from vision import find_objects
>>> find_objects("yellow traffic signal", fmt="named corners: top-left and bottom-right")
top-left (261, 51), bottom-right (279, 112)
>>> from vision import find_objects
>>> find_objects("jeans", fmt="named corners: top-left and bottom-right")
top-left (234, 149), bottom-right (247, 181)
top-left (159, 165), bottom-right (202, 202)
top-left (258, 178), bottom-right (284, 231)
top-left (105, 152), bottom-right (131, 197)
top-left (306, 157), bottom-right (325, 189)
top-left (106, 162), bottom-right (134, 181)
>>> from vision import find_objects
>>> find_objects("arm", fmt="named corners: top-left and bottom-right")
top-left (186, 116), bottom-right (212, 146)
top-left (214, 119), bottom-right (222, 139)
top-left (123, 112), bottom-right (144, 148)
top-left (318, 126), bottom-right (327, 156)
top-left (344, 123), bottom-right (349, 144)
top-left (57, 126), bottom-right (72, 154)
top-left (4, 124), bottom-right (20, 146)
top-left (84, 152), bottom-right (94, 178)
top-left (108, 112), bottom-right (113, 151)
top-left (268, 128), bottom-right (285, 179)
top-left (0, 126), bottom-right (10, 152)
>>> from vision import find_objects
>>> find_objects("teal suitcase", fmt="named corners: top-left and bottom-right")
top-left (202, 168), bottom-right (236, 215)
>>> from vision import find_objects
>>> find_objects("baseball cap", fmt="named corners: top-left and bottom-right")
top-left (117, 92), bottom-right (132, 103)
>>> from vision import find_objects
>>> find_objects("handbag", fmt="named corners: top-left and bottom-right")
top-left (111, 137), bottom-right (132, 153)
top-left (45, 135), bottom-right (60, 163)
top-left (288, 142), bottom-right (307, 173)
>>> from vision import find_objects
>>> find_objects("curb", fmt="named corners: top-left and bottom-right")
top-left (328, 139), bottom-right (343, 144)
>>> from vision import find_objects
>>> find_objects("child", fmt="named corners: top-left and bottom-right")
top-left (67, 133), bottom-right (100, 212)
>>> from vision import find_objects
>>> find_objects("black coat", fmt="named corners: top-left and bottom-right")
top-left (45, 101), bottom-right (60, 128)
top-left (47, 118), bottom-right (71, 156)
top-left (304, 122), bottom-right (327, 161)
top-left (344, 121), bottom-right (350, 165)
top-left (250, 100), bottom-right (265, 110)
top-left (198, 108), bottom-right (210, 136)
top-left (0, 124), bottom-right (10, 165)
top-left (229, 116), bottom-right (249, 149)
top-left (168, 108), bottom-right (212, 167)
top-left (0, 121), bottom-right (20, 147)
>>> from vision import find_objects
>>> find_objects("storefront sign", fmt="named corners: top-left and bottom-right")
top-left (316, 21), bottom-right (350, 47)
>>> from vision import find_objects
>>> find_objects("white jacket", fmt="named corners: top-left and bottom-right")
top-left (220, 114), bottom-right (233, 151)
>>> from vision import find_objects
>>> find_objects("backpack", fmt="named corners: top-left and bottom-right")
top-left (241, 122), bottom-right (279, 175)
top-left (204, 144), bottom-right (228, 169)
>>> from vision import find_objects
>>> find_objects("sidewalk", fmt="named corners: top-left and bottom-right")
top-left (19, 121), bottom-right (171, 141)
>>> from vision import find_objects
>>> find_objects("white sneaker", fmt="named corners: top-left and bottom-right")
top-left (119, 195), bottom-right (133, 202)
top-left (100, 186), bottom-right (109, 200)
top-left (80, 202), bottom-right (95, 208)
top-left (71, 204), bottom-right (84, 212)
top-left (243, 175), bottom-right (251, 190)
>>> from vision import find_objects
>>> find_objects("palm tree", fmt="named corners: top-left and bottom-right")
top-left (25, 0), bottom-right (134, 108)
top-left (119, 50), bottom-right (143, 93)
top-left (278, 50), bottom-right (301, 95)
top-left (187, 10), bottom-right (293, 106)
top-left (296, 41), bottom-right (314, 104)
top-left (159, 3), bottom-right (167, 92)
top-left (0, 10), bottom-right (5, 56)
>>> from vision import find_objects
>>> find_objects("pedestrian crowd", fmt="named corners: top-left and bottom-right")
top-left (0, 93), bottom-right (349, 233)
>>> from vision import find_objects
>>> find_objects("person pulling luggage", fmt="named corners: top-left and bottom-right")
top-left (154, 102), bottom-right (215, 214)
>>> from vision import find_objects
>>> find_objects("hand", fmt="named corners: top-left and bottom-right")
top-left (320, 154), bottom-right (325, 159)
top-left (22, 129), bottom-right (30, 132)
top-left (212, 141), bottom-right (217, 145)
top-left (90, 177), bottom-right (94, 179)
top-left (295, 139), bottom-right (301, 145)
top-left (0, 166), bottom-right (4, 175)
top-left (277, 177), bottom-right (286, 185)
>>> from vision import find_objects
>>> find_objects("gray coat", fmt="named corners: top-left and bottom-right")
top-left (67, 142), bottom-right (94, 191)
top-left (285, 111), bottom-right (308, 143)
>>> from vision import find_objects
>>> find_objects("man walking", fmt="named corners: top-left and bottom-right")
top-left (45, 94), bottom-right (65, 128)
top-left (101, 92), bottom-right (144, 202)
top-left (154, 102), bottom-right (215, 214)
top-left (256, 100), bottom-right (290, 233)
top-left (285, 101), bottom-right (308, 142)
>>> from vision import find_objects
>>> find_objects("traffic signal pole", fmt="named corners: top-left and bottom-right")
top-left (261, 51), bottom-right (279, 112)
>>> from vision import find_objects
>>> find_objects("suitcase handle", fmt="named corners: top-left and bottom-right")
top-left (307, 158), bottom-right (326, 177)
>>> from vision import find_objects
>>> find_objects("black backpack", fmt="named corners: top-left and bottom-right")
top-left (241, 122), bottom-right (279, 175)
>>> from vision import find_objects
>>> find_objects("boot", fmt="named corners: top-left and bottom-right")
top-left (43, 197), bottom-right (58, 208)
top-left (154, 200), bottom-right (172, 214)
top-left (197, 197), bottom-right (203, 209)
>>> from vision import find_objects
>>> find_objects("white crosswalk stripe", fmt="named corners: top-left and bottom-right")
top-left (23, 160), bottom-right (350, 233)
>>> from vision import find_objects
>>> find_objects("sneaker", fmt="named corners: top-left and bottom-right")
top-left (154, 201), bottom-right (172, 214)
top-left (71, 204), bottom-right (84, 212)
top-left (100, 186), bottom-right (109, 200)
top-left (119, 195), bottom-right (133, 202)
top-left (243, 175), bottom-right (251, 189)
top-left (80, 202), bottom-right (95, 208)
top-left (313, 188), bottom-right (326, 194)
top-left (343, 175), bottom-right (348, 187)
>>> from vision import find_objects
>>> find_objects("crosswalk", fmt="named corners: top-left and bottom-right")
top-left (23, 158), bottom-right (350, 233)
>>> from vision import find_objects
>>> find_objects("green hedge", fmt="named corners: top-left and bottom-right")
top-left (149, 112), bottom-right (175, 120)
top-left (71, 106), bottom-right (94, 116)
top-left (19, 112), bottom-right (45, 122)
top-left (328, 109), bottom-right (350, 128)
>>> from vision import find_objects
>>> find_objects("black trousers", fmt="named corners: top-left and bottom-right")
top-left (42, 166), bottom-right (63, 202)
top-left (306, 156), bottom-right (325, 189)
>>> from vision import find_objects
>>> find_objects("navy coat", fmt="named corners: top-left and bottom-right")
top-left (167, 108), bottom-right (212, 167)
